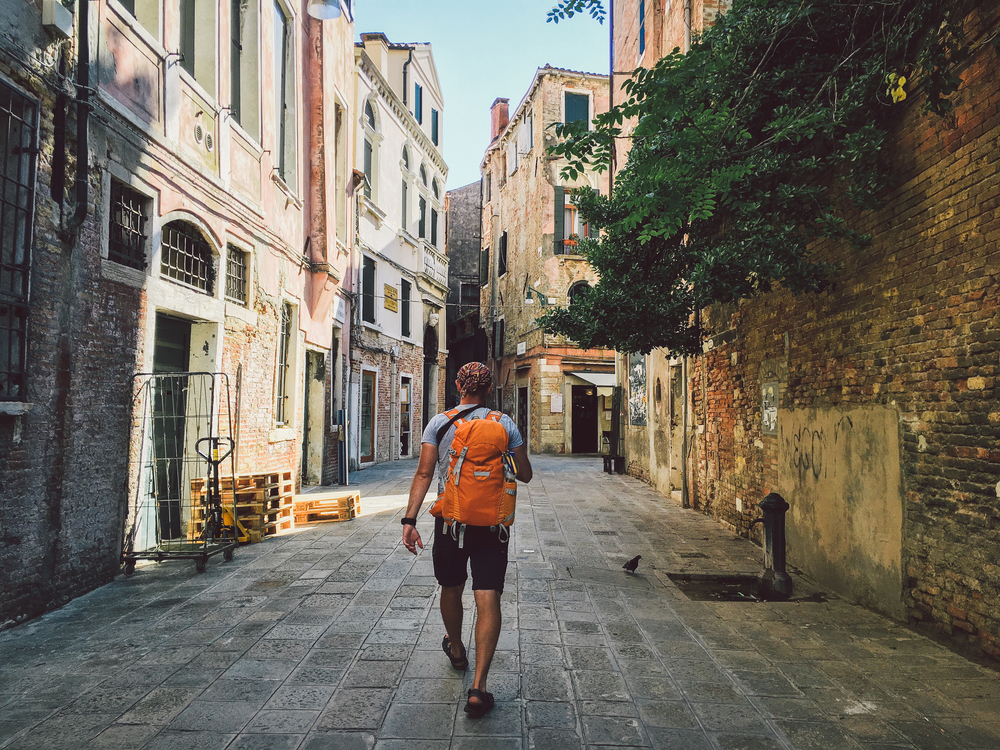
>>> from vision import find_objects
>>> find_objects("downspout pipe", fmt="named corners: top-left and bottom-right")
top-left (683, 0), bottom-right (692, 53)
top-left (608, 0), bottom-right (614, 194)
top-left (63, 0), bottom-right (91, 238)
top-left (402, 48), bottom-right (414, 107)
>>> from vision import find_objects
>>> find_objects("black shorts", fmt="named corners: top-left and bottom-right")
top-left (432, 516), bottom-right (510, 594)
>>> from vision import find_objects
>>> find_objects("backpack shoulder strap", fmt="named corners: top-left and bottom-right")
top-left (435, 406), bottom-right (479, 445)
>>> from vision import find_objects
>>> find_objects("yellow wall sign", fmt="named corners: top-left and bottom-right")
top-left (384, 284), bottom-right (398, 312)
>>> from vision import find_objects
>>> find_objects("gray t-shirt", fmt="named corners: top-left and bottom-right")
top-left (421, 405), bottom-right (523, 495)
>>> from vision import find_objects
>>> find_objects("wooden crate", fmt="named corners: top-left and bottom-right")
top-left (191, 470), bottom-right (296, 542)
top-left (293, 490), bottom-right (361, 525)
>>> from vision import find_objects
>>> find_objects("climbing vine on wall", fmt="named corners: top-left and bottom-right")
top-left (542, 0), bottom-right (986, 354)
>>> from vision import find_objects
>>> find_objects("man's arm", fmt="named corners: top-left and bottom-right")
top-left (512, 444), bottom-right (532, 483)
top-left (401, 442), bottom-right (438, 554)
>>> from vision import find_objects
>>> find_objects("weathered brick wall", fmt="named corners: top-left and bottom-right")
top-left (0, 48), bottom-right (142, 628)
top-left (685, 9), bottom-right (1000, 660)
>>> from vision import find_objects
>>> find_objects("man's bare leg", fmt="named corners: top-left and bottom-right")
top-left (440, 584), bottom-right (466, 657)
top-left (469, 589), bottom-right (501, 704)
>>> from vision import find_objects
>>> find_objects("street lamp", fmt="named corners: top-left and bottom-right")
top-left (307, 0), bottom-right (341, 20)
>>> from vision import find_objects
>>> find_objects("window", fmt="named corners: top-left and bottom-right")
top-left (418, 196), bottom-right (426, 238)
top-left (431, 108), bottom-right (439, 145)
top-left (401, 178), bottom-right (408, 228)
top-left (0, 80), bottom-right (37, 401)
top-left (401, 145), bottom-right (409, 169)
top-left (363, 138), bottom-right (373, 199)
top-left (225, 245), bottom-right (249, 304)
top-left (180, 0), bottom-right (217, 96)
top-left (565, 92), bottom-right (590, 129)
top-left (230, 0), bottom-right (260, 141)
top-left (273, 0), bottom-right (296, 184)
top-left (400, 279), bottom-right (411, 337)
top-left (479, 246), bottom-right (489, 287)
top-left (364, 101), bottom-right (376, 130)
top-left (414, 83), bottom-right (423, 124)
top-left (362, 256), bottom-right (376, 323)
top-left (420, 165), bottom-right (428, 186)
top-left (553, 186), bottom-right (596, 254)
top-left (109, 181), bottom-right (149, 270)
top-left (498, 231), bottom-right (508, 276)
top-left (432, 179), bottom-right (439, 200)
top-left (460, 283), bottom-right (479, 311)
top-left (492, 319), bottom-right (505, 359)
top-left (161, 221), bottom-right (214, 293)
top-left (275, 302), bottom-right (293, 425)
top-left (118, 0), bottom-right (159, 38)
top-left (431, 208), bottom-right (438, 247)
top-left (484, 173), bottom-right (491, 202)
top-left (639, 0), bottom-right (646, 56)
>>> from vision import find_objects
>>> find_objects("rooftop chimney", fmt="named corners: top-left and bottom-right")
top-left (490, 98), bottom-right (509, 144)
top-left (360, 32), bottom-right (390, 75)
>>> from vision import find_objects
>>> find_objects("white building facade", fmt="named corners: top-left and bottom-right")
top-left (349, 33), bottom-right (448, 468)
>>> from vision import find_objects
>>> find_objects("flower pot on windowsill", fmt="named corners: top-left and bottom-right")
top-left (563, 239), bottom-right (578, 248)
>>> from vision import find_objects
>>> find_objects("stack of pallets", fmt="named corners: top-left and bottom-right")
top-left (293, 490), bottom-right (361, 525)
top-left (192, 470), bottom-right (295, 542)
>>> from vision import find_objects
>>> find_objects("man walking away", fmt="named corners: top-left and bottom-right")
top-left (401, 362), bottom-right (532, 718)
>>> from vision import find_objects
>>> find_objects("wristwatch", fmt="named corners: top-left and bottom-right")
top-left (400, 517), bottom-right (417, 527)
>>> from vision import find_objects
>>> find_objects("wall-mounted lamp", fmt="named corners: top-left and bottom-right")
top-left (307, 0), bottom-right (341, 19)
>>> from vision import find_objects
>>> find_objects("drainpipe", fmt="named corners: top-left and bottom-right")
top-left (402, 48), bottom-right (414, 107)
top-left (681, 355), bottom-right (689, 508)
top-left (62, 0), bottom-right (91, 238)
top-left (683, 0), bottom-right (692, 53)
top-left (608, 0), bottom-right (614, 194)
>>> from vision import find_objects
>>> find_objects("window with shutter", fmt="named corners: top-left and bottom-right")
top-left (431, 109), bottom-right (439, 145)
top-left (498, 232), bottom-right (508, 276)
top-left (480, 247), bottom-right (489, 286)
top-left (401, 280), bottom-right (411, 337)
top-left (362, 256), bottom-right (376, 323)
top-left (363, 139), bottom-right (372, 199)
top-left (418, 196), bottom-right (426, 238)
top-left (564, 92), bottom-right (589, 129)
top-left (553, 186), bottom-right (565, 254)
top-left (639, 0), bottom-right (646, 55)
top-left (414, 83), bottom-right (423, 124)
top-left (431, 208), bottom-right (438, 247)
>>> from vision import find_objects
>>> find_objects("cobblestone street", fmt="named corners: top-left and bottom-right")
top-left (1, 456), bottom-right (997, 750)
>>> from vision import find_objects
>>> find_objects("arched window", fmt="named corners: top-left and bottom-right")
top-left (420, 165), bottom-right (428, 186)
top-left (161, 220), bottom-right (214, 293)
top-left (432, 179), bottom-right (439, 200)
top-left (364, 101), bottom-right (376, 131)
top-left (402, 146), bottom-right (409, 169)
top-left (568, 281), bottom-right (591, 306)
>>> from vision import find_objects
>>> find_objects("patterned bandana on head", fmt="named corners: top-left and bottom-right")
top-left (456, 362), bottom-right (493, 396)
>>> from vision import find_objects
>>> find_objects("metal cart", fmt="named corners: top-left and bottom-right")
top-left (122, 372), bottom-right (239, 574)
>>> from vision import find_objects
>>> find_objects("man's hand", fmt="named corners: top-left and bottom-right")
top-left (402, 524), bottom-right (424, 555)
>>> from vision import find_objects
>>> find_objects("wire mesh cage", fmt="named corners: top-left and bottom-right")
top-left (122, 372), bottom-right (239, 574)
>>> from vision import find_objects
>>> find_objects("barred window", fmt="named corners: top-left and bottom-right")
top-left (0, 80), bottom-right (38, 401)
top-left (275, 302), bottom-right (292, 425)
top-left (160, 221), bottom-right (214, 293)
top-left (108, 181), bottom-right (149, 270)
top-left (225, 245), bottom-right (248, 305)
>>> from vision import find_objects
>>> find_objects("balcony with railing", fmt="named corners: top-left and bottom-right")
top-left (420, 242), bottom-right (448, 290)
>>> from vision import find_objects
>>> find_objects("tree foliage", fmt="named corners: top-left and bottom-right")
top-left (541, 0), bottom-right (979, 354)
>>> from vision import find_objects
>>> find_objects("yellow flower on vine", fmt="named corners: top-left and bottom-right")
top-left (886, 73), bottom-right (907, 103)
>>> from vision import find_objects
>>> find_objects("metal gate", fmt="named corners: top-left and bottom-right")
top-left (122, 372), bottom-right (238, 573)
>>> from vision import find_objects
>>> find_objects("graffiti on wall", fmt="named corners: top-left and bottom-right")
top-left (784, 416), bottom-right (854, 481)
top-left (628, 352), bottom-right (647, 426)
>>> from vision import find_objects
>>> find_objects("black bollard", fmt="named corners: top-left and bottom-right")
top-left (756, 493), bottom-right (793, 600)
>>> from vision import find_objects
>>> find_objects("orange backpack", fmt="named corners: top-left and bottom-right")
top-left (429, 407), bottom-right (517, 535)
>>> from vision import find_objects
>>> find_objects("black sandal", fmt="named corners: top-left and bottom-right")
top-left (464, 687), bottom-right (495, 718)
top-left (442, 635), bottom-right (468, 671)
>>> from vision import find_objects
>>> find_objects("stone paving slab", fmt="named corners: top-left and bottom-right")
top-left (1, 456), bottom-right (998, 749)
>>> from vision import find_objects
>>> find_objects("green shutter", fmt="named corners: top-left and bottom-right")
top-left (553, 186), bottom-right (564, 254)
top-left (480, 248), bottom-right (489, 286)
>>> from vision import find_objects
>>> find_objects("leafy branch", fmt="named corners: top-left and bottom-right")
top-left (541, 0), bottom-right (976, 354)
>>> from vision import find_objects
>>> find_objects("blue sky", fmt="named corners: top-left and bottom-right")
top-left (353, 0), bottom-right (609, 189)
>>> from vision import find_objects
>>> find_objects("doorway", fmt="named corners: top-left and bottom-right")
top-left (302, 351), bottom-right (325, 485)
top-left (400, 376), bottom-right (412, 456)
top-left (152, 314), bottom-right (191, 539)
top-left (517, 386), bottom-right (529, 447)
top-left (571, 385), bottom-right (599, 453)
top-left (360, 370), bottom-right (375, 463)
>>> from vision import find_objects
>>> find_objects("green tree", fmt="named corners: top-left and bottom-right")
top-left (543, 0), bottom-right (978, 354)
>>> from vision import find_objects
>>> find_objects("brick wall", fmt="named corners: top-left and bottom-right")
top-left (683, 10), bottom-right (1000, 661)
top-left (0, 53), bottom-right (143, 627)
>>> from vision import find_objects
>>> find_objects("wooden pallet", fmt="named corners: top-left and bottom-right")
top-left (293, 490), bottom-right (361, 525)
top-left (191, 470), bottom-right (296, 542)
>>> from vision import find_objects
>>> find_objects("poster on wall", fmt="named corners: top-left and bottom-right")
top-left (762, 381), bottom-right (778, 435)
top-left (629, 352), bottom-right (647, 426)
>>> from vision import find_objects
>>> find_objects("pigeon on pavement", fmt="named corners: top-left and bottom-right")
top-left (623, 555), bottom-right (642, 574)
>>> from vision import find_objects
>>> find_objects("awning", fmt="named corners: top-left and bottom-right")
top-left (567, 371), bottom-right (615, 387)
